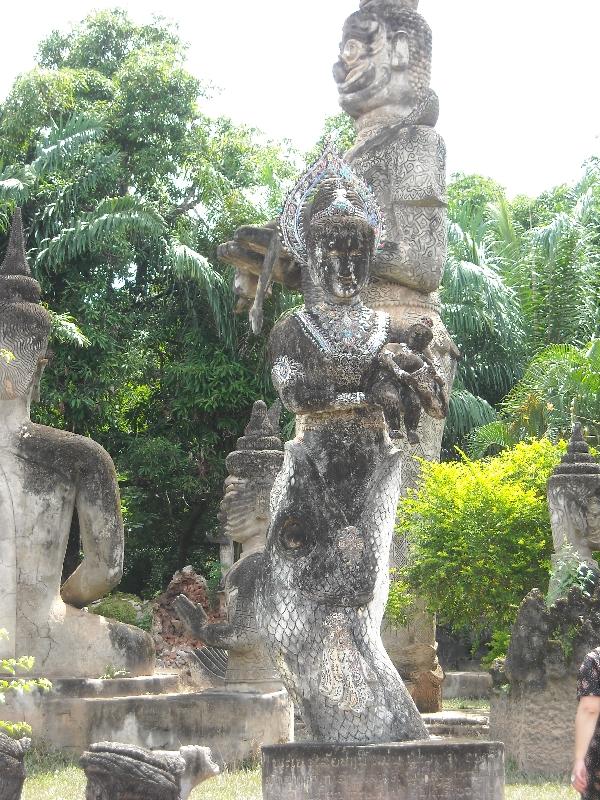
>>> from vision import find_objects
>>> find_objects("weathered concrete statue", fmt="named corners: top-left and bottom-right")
top-left (547, 423), bottom-right (600, 594)
top-left (80, 741), bottom-right (219, 800)
top-left (218, 0), bottom-right (456, 711)
top-left (257, 154), bottom-right (447, 743)
top-left (0, 210), bottom-right (154, 678)
top-left (0, 733), bottom-right (30, 800)
top-left (175, 400), bottom-right (284, 691)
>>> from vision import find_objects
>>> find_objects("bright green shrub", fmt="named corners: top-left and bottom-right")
top-left (398, 439), bottom-right (564, 643)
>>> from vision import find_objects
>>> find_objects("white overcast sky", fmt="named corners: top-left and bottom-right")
top-left (2, 0), bottom-right (600, 198)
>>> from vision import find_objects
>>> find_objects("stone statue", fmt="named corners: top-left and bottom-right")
top-left (217, 0), bottom-right (457, 711)
top-left (0, 209), bottom-right (154, 678)
top-left (80, 741), bottom-right (219, 800)
top-left (547, 423), bottom-right (600, 589)
top-left (0, 733), bottom-right (30, 800)
top-left (256, 154), bottom-right (447, 743)
top-left (175, 400), bottom-right (284, 691)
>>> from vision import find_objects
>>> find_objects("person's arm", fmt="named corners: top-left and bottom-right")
top-left (573, 696), bottom-right (600, 793)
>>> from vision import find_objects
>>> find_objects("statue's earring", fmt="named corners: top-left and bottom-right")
top-left (32, 357), bottom-right (49, 403)
top-left (391, 31), bottom-right (410, 70)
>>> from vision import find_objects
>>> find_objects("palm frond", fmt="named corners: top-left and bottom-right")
top-left (31, 114), bottom-right (106, 175)
top-left (36, 196), bottom-right (166, 267)
top-left (464, 421), bottom-right (520, 459)
top-left (48, 310), bottom-right (91, 347)
top-left (444, 388), bottom-right (498, 445)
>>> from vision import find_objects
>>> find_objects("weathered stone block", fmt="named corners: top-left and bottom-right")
top-left (443, 671), bottom-right (493, 700)
top-left (262, 741), bottom-right (505, 800)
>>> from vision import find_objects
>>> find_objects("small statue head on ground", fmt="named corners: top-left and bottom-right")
top-left (548, 424), bottom-right (600, 564)
top-left (0, 209), bottom-right (51, 402)
top-left (334, 0), bottom-right (432, 121)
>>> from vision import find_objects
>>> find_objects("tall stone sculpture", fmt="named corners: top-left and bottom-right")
top-left (218, 0), bottom-right (457, 710)
top-left (0, 209), bottom-right (154, 678)
top-left (80, 741), bottom-right (219, 800)
top-left (175, 400), bottom-right (284, 692)
top-left (547, 423), bottom-right (600, 596)
top-left (257, 154), bottom-right (448, 743)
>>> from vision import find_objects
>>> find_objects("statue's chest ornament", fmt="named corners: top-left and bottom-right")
top-left (297, 305), bottom-right (389, 384)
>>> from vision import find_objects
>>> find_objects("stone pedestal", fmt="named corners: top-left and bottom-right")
top-left (490, 681), bottom-right (576, 776)
top-left (262, 741), bottom-right (505, 800)
top-left (4, 676), bottom-right (293, 765)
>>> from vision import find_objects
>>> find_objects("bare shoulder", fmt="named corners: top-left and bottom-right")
top-left (27, 423), bottom-right (118, 484)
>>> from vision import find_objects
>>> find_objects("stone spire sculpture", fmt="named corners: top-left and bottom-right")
top-left (175, 400), bottom-right (285, 692)
top-left (256, 156), bottom-right (447, 743)
top-left (0, 209), bottom-right (154, 677)
top-left (547, 423), bottom-right (600, 584)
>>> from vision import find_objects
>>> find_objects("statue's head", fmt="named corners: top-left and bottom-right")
top-left (220, 401), bottom-right (284, 549)
top-left (547, 424), bottom-right (600, 552)
top-left (306, 177), bottom-right (376, 301)
top-left (0, 210), bottom-right (51, 402)
top-left (333, 0), bottom-right (432, 120)
top-left (279, 149), bottom-right (383, 303)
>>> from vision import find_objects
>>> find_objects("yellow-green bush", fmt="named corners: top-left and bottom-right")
top-left (397, 439), bottom-right (564, 643)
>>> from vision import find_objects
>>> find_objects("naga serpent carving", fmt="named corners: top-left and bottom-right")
top-left (256, 150), bottom-right (447, 743)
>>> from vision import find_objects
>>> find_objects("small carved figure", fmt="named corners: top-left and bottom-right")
top-left (257, 152), bottom-right (447, 743)
top-left (0, 733), bottom-right (30, 800)
top-left (80, 741), bottom-right (219, 800)
top-left (175, 400), bottom-right (284, 691)
top-left (0, 209), bottom-right (154, 678)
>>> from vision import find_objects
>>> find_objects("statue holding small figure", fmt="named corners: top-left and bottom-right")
top-left (256, 152), bottom-right (447, 743)
top-left (0, 209), bottom-right (154, 678)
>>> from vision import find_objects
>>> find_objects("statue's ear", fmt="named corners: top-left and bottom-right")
top-left (32, 356), bottom-right (48, 403)
top-left (391, 31), bottom-right (410, 70)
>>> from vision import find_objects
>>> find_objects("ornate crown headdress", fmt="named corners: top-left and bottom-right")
top-left (279, 146), bottom-right (383, 267)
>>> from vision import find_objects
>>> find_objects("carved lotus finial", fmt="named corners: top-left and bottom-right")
top-left (0, 209), bottom-right (43, 304)
top-left (551, 423), bottom-right (600, 478)
top-left (1, 208), bottom-right (31, 277)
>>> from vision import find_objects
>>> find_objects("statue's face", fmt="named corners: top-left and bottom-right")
top-left (220, 476), bottom-right (270, 546)
top-left (333, 11), bottom-right (414, 119)
top-left (309, 227), bottom-right (372, 301)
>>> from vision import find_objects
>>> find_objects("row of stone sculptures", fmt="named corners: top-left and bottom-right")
top-left (0, 733), bottom-right (218, 800)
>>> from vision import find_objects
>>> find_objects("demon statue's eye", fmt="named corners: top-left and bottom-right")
top-left (279, 518), bottom-right (309, 552)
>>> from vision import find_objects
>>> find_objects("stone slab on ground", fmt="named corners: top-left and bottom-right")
top-left (262, 740), bottom-right (505, 800)
top-left (5, 683), bottom-right (293, 766)
top-left (442, 671), bottom-right (492, 699)
top-left (423, 710), bottom-right (490, 739)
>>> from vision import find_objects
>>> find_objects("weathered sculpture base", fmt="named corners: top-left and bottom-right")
top-left (490, 682), bottom-right (575, 776)
top-left (262, 741), bottom-right (505, 800)
top-left (4, 677), bottom-right (293, 765)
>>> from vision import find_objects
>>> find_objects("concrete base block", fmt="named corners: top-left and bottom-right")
top-left (423, 710), bottom-right (490, 739)
top-left (262, 740), bottom-right (505, 800)
top-left (490, 680), bottom-right (576, 776)
top-left (4, 678), bottom-right (293, 766)
top-left (443, 671), bottom-right (492, 699)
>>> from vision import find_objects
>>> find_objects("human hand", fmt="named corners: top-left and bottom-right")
top-left (572, 758), bottom-right (588, 794)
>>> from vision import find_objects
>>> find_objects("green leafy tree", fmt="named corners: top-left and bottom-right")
top-left (0, 9), bottom-right (294, 595)
top-left (398, 439), bottom-right (564, 645)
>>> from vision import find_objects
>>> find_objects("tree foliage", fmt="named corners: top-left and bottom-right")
top-left (398, 439), bottom-right (564, 642)
top-left (0, 10), bottom-right (294, 595)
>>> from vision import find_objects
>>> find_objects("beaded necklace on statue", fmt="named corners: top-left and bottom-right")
top-left (297, 301), bottom-right (389, 387)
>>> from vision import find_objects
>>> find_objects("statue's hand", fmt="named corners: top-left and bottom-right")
top-left (174, 594), bottom-right (209, 639)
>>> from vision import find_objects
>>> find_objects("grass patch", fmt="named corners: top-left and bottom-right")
top-left (442, 696), bottom-right (490, 711)
top-left (22, 750), bottom-right (579, 799)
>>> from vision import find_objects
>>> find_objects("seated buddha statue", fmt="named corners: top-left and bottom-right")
top-left (0, 210), bottom-right (154, 678)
